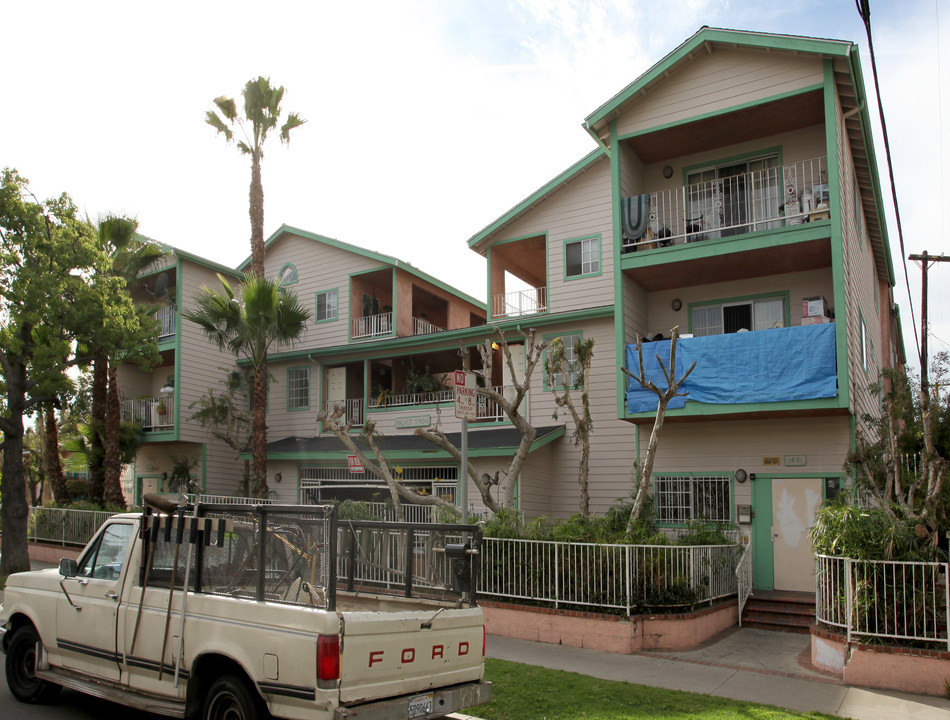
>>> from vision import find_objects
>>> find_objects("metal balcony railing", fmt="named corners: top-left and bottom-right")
top-left (491, 287), bottom-right (547, 319)
top-left (121, 397), bottom-right (174, 431)
top-left (623, 157), bottom-right (829, 252)
top-left (412, 316), bottom-right (446, 335)
top-left (324, 398), bottom-right (365, 427)
top-left (352, 312), bottom-right (393, 339)
top-left (154, 305), bottom-right (176, 340)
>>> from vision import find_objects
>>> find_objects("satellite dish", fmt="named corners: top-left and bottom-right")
top-left (151, 272), bottom-right (169, 299)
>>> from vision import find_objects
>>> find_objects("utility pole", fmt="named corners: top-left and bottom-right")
top-left (909, 251), bottom-right (950, 392)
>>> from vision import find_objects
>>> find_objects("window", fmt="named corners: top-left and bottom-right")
top-left (316, 289), bottom-right (338, 322)
top-left (278, 264), bottom-right (298, 285)
top-left (546, 332), bottom-right (582, 389)
top-left (78, 522), bottom-right (133, 580)
top-left (288, 367), bottom-right (310, 410)
top-left (691, 296), bottom-right (785, 336)
top-left (565, 236), bottom-right (600, 278)
top-left (655, 475), bottom-right (730, 523)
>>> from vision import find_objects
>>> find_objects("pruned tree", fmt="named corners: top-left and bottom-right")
top-left (317, 407), bottom-right (456, 520)
top-left (621, 327), bottom-right (696, 532)
top-left (846, 363), bottom-right (949, 544)
top-left (415, 327), bottom-right (547, 513)
top-left (544, 335), bottom-right (595, 516)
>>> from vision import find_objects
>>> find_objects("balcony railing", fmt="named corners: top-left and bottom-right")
top-left (352, 312), bottom-right (393, 339)
top-left (121, 397), bottom-right (174, 431)
top-left (374, 389), bottom-right (454, 409)
top-left (491, 287), bottom-right (547, 319)
top-left (412, 316), bottom-right (446, 335)
top-left (154, 305), bottom-right (176, 340)
top-left (622, 157), bottom-right (829, 252)
top-left (324, 398), bottom-right (365, 427)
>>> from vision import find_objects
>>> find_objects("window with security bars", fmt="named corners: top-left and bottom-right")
top-left (288, 367), bottom-right (310, 410)
top-left (654, 475), bottom-right (730, 523)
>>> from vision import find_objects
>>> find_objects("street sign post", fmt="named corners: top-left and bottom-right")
top-left (454, 371), bottom-right (476, 522)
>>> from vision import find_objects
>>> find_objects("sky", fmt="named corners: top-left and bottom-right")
top-left (3, 0), bottom-right (949, 376)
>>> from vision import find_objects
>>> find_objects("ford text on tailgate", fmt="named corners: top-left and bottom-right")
top-left (1, 501), bottom-right (491, 720)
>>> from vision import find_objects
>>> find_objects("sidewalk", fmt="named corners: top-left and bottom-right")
top-left (485, 629), bottom-right (950, 720)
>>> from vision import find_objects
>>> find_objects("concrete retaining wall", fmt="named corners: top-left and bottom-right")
top-left (483, 600), bottom-right (739, 653)
top-left (812, 627), bottom-right (950, 697)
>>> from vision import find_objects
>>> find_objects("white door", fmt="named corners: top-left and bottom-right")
top-left (771, 478), bottom-right (822, 592)
top-left (57, 521), bottom-right (135, 680)
top-left (327, 367), bottom-right (345, 405)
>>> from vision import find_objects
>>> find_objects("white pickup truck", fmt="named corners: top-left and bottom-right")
top-left (0, 501), bottom-right (491, 720)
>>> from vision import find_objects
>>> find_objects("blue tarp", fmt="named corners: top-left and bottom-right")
top-left (626, 323), bottom-right (837, 413)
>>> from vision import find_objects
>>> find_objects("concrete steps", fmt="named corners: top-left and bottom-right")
top-left (742, 591), bottom-right (815, 634)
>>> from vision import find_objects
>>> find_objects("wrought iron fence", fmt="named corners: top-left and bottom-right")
top-left (736, 543), bottom-right (753, 626)
top-left (479, 537), bottom-right (741, 614)
top-left (27, 507), bottom-right (117, 546)
top-left (815, 554), bottom-right (950, 649)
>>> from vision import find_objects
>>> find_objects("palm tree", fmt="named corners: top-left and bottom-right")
top-left (184, 273), bottom-right (310, 496)
top-left (88, 216), bottom-right (164, 508)
top-left (205, 77), bottom-right (305, 278)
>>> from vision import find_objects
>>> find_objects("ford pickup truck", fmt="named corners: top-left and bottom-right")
top-left (1, 500), bottom-right (491, 719)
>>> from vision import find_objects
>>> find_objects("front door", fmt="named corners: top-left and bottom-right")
top-left (56, 520), bottom-right (134, 680)
top-left (771, 477), bottom-right (822, 592)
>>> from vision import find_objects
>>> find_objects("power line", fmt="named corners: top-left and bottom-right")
top-left (856, 0), bottom-right (920, 365)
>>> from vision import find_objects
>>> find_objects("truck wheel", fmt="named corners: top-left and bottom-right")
top-left (203, 674), bottom-right (266, 720)
top-left (4, 624), bottom-right (61, 704)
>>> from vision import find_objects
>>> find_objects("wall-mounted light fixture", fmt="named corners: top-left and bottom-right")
top-left (274, 472), bottom-right (282, 483)
top-left (663, 165), bottom-right (674, 179)
top-left (734, 468), bottom-right (748, 483)
top-left (671, 298), bottom-right (682, 312)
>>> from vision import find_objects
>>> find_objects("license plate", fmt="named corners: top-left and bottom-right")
top-left (408, 692), bottom-right (433, 718)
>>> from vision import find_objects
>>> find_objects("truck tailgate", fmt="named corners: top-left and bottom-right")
top-left (338, 606), bottom-right (484, 705)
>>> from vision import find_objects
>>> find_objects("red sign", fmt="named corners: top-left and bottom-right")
top-left (454, 371), bottom-right (477, 420)
top-left (347, 455), bottom-right (365, 474)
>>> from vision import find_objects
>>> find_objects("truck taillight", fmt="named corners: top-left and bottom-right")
top-left (482, 626), bottom-right (486, 656)
top-left (317, 634), bottom-right (340, 681)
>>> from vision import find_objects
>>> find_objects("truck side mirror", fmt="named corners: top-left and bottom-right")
top-left (59, 558), bottom-right (78, 578)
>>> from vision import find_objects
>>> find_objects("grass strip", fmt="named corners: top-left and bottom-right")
top-left (471, 658), bottom-right (841, 720)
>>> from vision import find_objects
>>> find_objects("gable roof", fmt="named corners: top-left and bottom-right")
top-left (254, 224), bottom-right (486, 309)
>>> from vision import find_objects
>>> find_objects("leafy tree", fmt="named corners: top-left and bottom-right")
top-left (415, 327), bottom-right (548, 513)
top-left (183, 273), bottom-right (310, 497)
top-left (83, 215), bottom-right (162, 509)
top-left (544, 335), bottom-right (595, 516)
top-left (0, 169), bottom-right (133, 575)
top-left (206, 77), bottom-right (305, 278)
top-left (189, 369), bottom-right (252, 456)
top-left (621, 327), bottom-right (696, 532)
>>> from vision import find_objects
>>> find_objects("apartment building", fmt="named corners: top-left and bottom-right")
top-left (119, 28), bottom-right (903, 593)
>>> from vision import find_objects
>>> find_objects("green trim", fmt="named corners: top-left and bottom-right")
top-left (824, 59), bottom-right (851, 411)
top-left (751, 476), bottom-right (774, 591)
top-left (267, 426), bottom-right (566, 462)
top-left (619, 221), bottom-right (830, 272)
top-left (172, 257), bottom-right (183, 442)
top-left (314, 287), bottom-right (339, 324)
top-left (259, 225), bottom-right (486, 310)
top-left (610, 118), bottom-right (628, 421)
top-left (468, 151), bottom-right (606, 251)
top-left (348, 268), bottom-right (396, 343)
top-left (286, 365), bottom-right (311, 412)
top-left (585, 27), bottom-right (851, 130)
top-left (277, 262), bottom-right (298, 285)
top-left (541, 330), bottom-right (583, 391)
top-left (626, 397), bottom-right (841, 420)
top-left (681, 146), bottom-right (783, 183)
top-left (686, 291), bottom-right (791, 334)
top-left (562, 234), bottom-right (603, 281)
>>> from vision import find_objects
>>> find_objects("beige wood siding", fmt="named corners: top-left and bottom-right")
top-left (616, 47), bottom-right (824, 137)
top-left (496, 157), bottom-right (614, 313)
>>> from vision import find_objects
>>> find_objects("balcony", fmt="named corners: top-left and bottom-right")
top-left (625, 323), bottom-right (837, 414)
top-left (412, 316), bottom-right (446, 336)
top-left (154, 305), bottom-right (176, 340)
top-left (491, 287), bottom-right (548, 319)
top-left (324, 399), bottom-right (365, 427)
top-left (122, 397), bottom-right (174, 431)
top-left (352, 312), bottom-right (393, 340)
top-left (622, 157), bottom-right (828, 252)
top-left (367, 385), bottom-right (511, 422)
